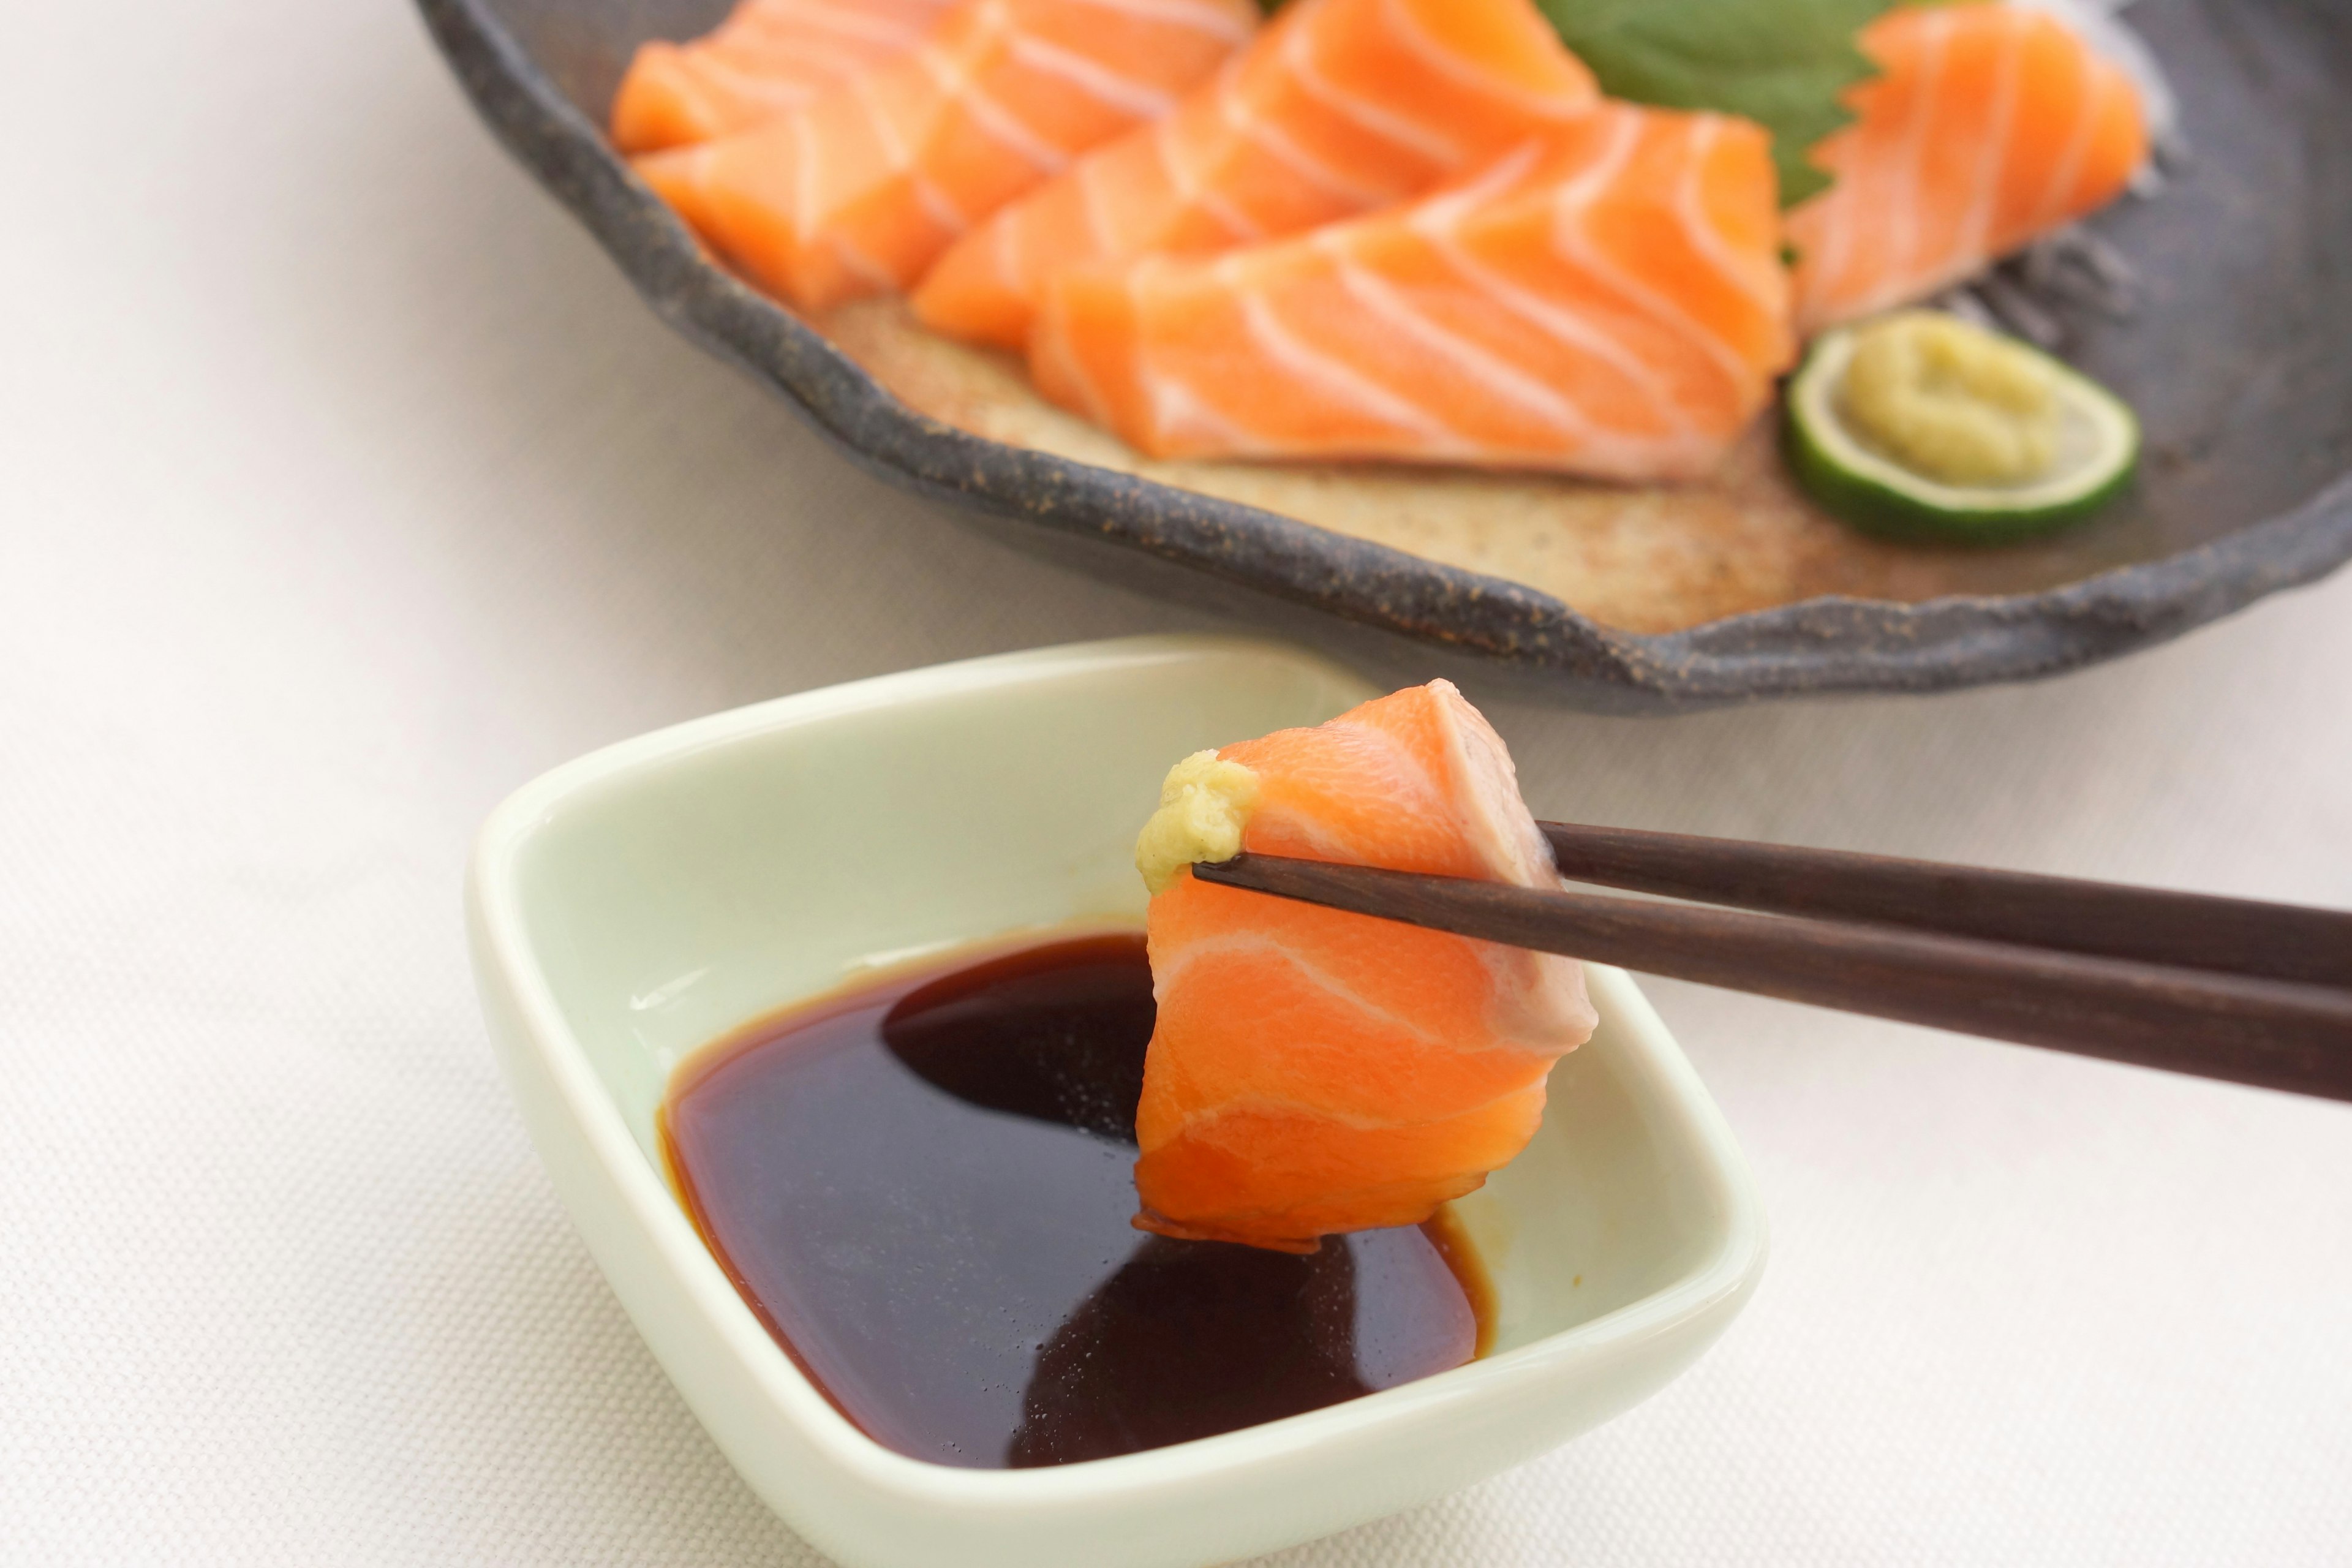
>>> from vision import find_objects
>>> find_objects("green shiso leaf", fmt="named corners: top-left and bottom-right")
top-left (1535, 0), bottom-right (1898, 207)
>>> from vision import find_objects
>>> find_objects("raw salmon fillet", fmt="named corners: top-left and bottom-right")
top-left (1788, 2), bottom-right (2147, 334)
top-left (1031, 102), bottom-right (1792, 478)
top-left (633, 0), bottom-right (1257, 311)
top-left (910, 0), bottom-right (1599, 350)
top-left (1134, 680), bottom-right (1596, 1253)
top-left (610, 0), bottom-right (956, 155)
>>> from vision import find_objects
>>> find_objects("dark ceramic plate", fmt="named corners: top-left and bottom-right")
top-left (418, 0), bottom-right (2352, 710)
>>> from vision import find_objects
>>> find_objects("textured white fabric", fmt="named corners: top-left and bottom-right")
top-left (3, 0), bottom-right (2349, 1561)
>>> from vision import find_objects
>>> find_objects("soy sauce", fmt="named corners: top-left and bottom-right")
top-left (662, 932), bottom-right (1494, 1469)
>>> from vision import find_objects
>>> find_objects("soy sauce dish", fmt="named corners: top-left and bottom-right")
top-left (466, 635), bottom-right (1766, 1568)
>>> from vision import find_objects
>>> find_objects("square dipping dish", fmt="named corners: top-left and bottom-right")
top-left (466, 635), bottom-right (1768, 1568)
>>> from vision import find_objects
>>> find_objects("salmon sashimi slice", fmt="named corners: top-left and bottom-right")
top-left (1131, 680), bottom-right (1596, 1253)
top-left (633, 0), bottom-right (1257, 312)
top-left (1030, 102), bottom-right (1792, 479)
top-left (610, 0), bottom-right (957, 155)
top-left (910, 0), bottom-right (1599, 350)
top-left (1788, 2), bottom-right (2147, 336)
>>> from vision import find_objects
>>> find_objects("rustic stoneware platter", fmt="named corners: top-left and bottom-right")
top-left (418, 0), bottom-right (2352, 710)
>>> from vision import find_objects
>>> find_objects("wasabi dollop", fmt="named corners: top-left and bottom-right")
top-left (1786, 312), bottom-right (2139, 544)
top-left (1134, 752), bottom-right (1260, 895)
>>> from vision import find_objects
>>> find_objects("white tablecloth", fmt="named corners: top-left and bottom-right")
top-left (4, 1), bottom-right (2348, 1561)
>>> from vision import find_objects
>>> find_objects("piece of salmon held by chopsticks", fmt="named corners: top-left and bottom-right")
top-left (1131, 680), bottom-right (1596, 1254)
top-left (910, 0), bottom-right (1598, 350)
top-left (633, 0), bottom-right (1257, 312)
top-left (1787, 2), bottom-right (2147, 335)
top-left (610, 0), bottom-right (957, 155)
top-left (1030, 102), bottom-right (1792, 479)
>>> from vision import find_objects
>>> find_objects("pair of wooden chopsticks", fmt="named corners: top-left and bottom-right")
top-left (1189, 823), bottom-right (2352, 1102)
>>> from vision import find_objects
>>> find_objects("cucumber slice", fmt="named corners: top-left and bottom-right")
top-left (1786, 318), bottom-right (2139, 544)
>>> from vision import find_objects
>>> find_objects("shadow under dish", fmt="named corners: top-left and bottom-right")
top-left (660, 932), bottom-right (1494, 1469)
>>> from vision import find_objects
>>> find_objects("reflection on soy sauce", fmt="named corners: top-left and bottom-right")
top-left (878, 934), bottom-right (1153, 1142)
top-left (662, 932), bottom-right (1490, 1469)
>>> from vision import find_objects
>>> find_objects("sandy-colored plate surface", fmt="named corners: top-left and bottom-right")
top-left (816, 300), bottom-right (1966, 635)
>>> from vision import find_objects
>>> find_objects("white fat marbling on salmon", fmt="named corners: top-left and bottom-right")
top-left (634, 0), bottom-right (1252, 307)
top-left (1788, 4), bottom-right (2149, 333)
top-left (1061, 0), bottom-right (1254, 42)
top-left (611, 0), bottom-right (959, 153)
top-left (1025, 100), bottom-right (1790, 476)
top-left (1010, 34), bottom-right (1180, 118)
top-left (1133, 680), bottom-right (1595, 1250)
top-left (1231, 287), bottom-right (1464, 448)
top-left (1278, 17), bottom-right (1460, 168)
top-left (1540, 116), bottom-right (1758, 408)
top-left (911, 0), bottom-right (1596, 349)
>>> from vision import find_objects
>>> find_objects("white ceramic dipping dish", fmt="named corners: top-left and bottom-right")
top-left (466, 634), bottom-right (1767, 1568)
